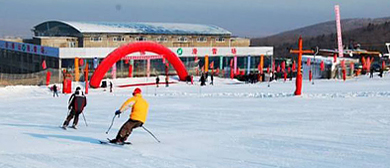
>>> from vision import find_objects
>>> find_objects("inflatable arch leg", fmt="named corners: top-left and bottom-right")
top-left (90, 42), bottom-right (188, 88)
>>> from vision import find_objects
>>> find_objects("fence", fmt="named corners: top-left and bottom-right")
top-left (0, 68), bottom-right (62, 86)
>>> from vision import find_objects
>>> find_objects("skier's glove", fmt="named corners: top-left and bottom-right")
top-left (115, 110), bottom-right (121, 115)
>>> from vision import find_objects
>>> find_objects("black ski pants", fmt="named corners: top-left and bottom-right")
top-left (115, 119), bottom-right (143, 142)
top-left (63, 109), bottom-right (82, 127)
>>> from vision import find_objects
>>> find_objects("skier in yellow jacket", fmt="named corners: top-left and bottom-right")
top-left (110, 88), bottom-right (149, 144)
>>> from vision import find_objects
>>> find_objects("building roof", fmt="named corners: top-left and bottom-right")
top-left (35, 21), bottom-right (232, 35)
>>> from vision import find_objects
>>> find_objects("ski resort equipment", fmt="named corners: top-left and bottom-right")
top-left (81, 112), bottom-right (88, 127)
top-left (99, 139), bottom-right (131, 145)
top-left (90, 42), bottom-right (188, 88)
top-left (141, 126), bottom-right (161, 143)
top-left (290, 37), bottom-right (314, 96)
top-left (106, 115), bottom-right (118, 134)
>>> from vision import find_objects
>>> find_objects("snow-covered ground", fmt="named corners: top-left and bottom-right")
top-left (0, 75), bottom-right (389, 168)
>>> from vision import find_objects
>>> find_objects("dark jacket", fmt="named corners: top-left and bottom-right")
top-left (68, 93), bottom-right (87, 113)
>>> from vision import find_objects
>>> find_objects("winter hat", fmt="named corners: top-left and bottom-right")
top-left (76, 87), bottom-right (81, 91)
top-left (133, 88), bottom-right (142, 95)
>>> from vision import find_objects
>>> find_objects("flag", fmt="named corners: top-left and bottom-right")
top-left (281, 61), bottom-right (286, 72)
top-left (382, 60), bottom-right (386, 70)
top-left (272, 61), bottom-right (275, 72)
top-left (42, 60), bottom-right (47, 70)
top-left (292, 61), bottom-right (296, 72)
top-left (366, 58), bottom-right (371, 71)
top-left (320, 61), bottom-right (325, 71)
top-left (333, 54), bottom-right (337, 63)
top-left (361, 57), bottom-right (366, 70)
top-left (350, 62), bottom-right (354, 72)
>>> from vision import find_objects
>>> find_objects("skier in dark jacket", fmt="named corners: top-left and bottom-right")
top-left (370, 68), bottom-right (374, 78)
top-left (200, 74), bottom-right (206, 86)
top-left (156, 76), bottom-right (160, 87)
top-left (62, 89), bottom-right (87, 129)
top-left (109, 81), bottom-right (113, 93)
top-left (52, 84), bottom-right (59, 97)
top-left (210, 74), bottom-right (214, 85)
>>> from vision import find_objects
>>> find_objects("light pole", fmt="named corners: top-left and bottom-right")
top-left (266, 50), bottom-right (272, 87)
top-left (312, 46), bottom-right (319, 85)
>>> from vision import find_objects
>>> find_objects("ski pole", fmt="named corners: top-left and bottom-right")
top-left (81, 112), bottom-right (88, 127)
top-left (141, 126), bottom-right (161, 143)
top-left (105, 115), bottom-right (117, 134)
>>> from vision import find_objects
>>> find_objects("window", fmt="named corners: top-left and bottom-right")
top-left (113, 36), bottom-right (125, 42)
top-left (68, 42), bottom-right (76, 47)
top-left (215, 37), bottom-right (225, 42)
top-left (156, 36), bottom-right (168, 42)
top-left (90, 36), bottom-right (102, 42)
top-left (136, 36), bottom-right (147, 41)
top-left (197, 37), bottom-right (207, 42)
top-left (177, 36), bottom-right (188, 42)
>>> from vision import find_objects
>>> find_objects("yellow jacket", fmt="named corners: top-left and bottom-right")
top-left (119, 94), bottom-right (149, 123)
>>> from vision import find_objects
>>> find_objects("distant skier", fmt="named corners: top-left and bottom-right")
top-left (109, 81), bottom-right (113, 93)
top-left (110, 88), bottom-right (149, 144)
top-left (156, 76), bottom-right (160, 87)
top-left (165, 76), bottom-right (169, 87)
top-left (210, 74), bottom-right (214, 85)
top-left (62, 89), bottom-right (87, 129)
top-left (52, 84), bottom-right (59, 97)
top-left (200, 74), bottom-right (206, 86)
top-left (369, 67), bottom-right (374, 78)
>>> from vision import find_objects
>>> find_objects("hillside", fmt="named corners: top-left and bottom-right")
top-left (251, 17), bottom-right (390, 57)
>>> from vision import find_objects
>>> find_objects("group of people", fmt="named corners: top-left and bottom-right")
top-left (155, 76), bottom-right (170, 87)
top-left (60, 86), bottom-right (149, 145)
top-left (199, 72), bottom-right (213, 86)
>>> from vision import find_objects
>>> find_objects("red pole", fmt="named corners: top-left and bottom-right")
top-left (46, 71), bottom-right (51, 86)
top-left (294, 37), bottom-right (303, 96)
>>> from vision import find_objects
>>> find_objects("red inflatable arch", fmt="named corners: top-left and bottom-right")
top-left (90, 42), bottom-right (188, 88)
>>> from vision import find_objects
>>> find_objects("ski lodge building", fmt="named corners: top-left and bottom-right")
top-left (0, 20), bottom-right (273, 82)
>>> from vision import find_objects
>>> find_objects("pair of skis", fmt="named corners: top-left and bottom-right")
top-left (99, 138), bottom-right (131, 145)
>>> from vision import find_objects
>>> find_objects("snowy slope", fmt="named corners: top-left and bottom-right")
top-left (0, 75), bottom-right (389, 168)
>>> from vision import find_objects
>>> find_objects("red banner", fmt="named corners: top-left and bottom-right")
top-left (42, 60), bottom-right (47, 70)
top-left (123, 55), bottom-right (163, 60)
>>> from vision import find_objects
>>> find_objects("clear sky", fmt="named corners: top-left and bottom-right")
top-left (0, 0), bottom-right (389, 38)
